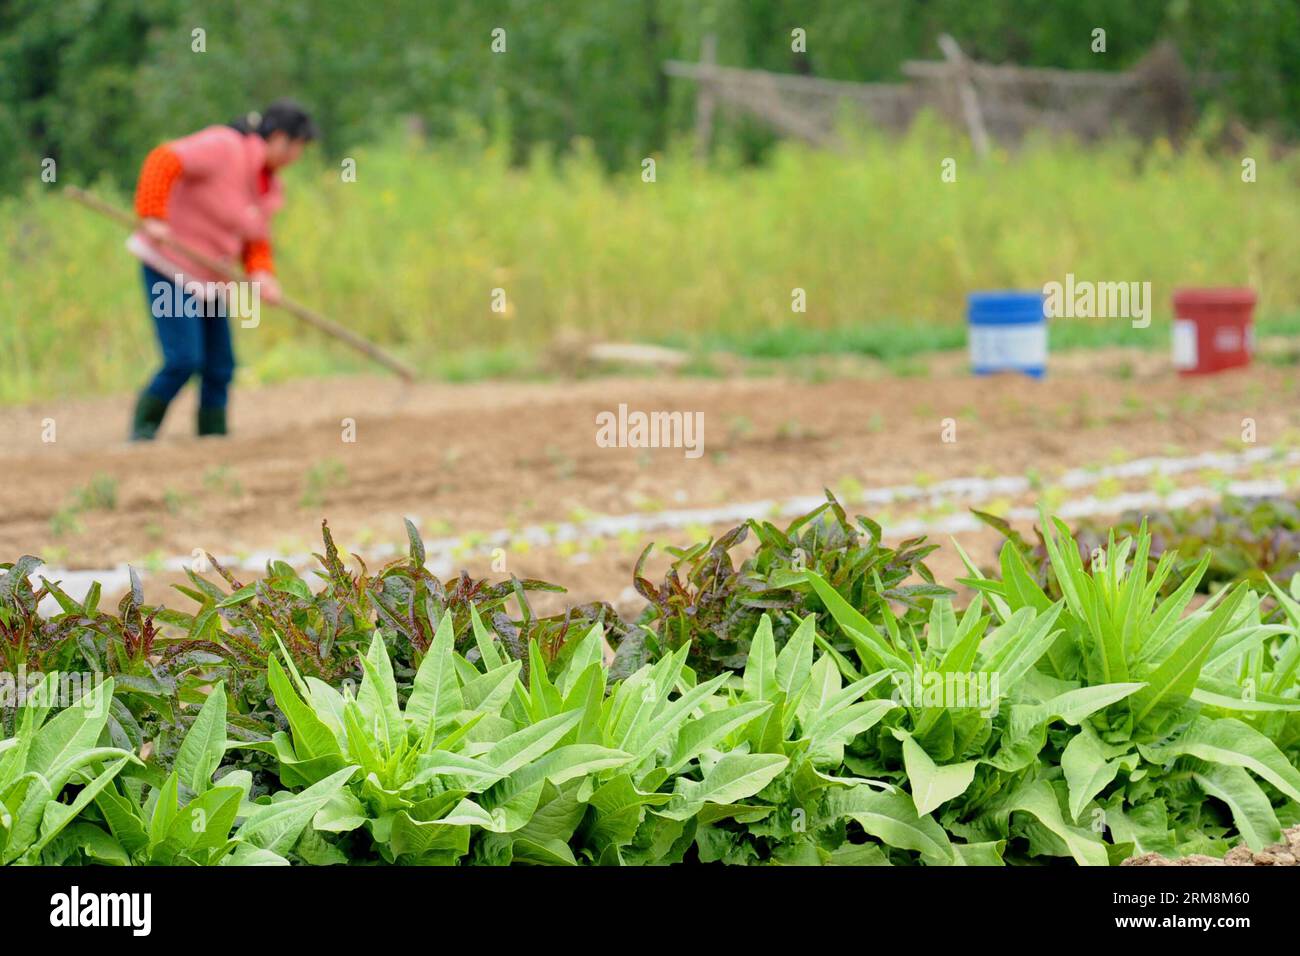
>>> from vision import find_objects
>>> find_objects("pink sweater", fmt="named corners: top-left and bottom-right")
top-left (128, 126), bottom-right (285, 285)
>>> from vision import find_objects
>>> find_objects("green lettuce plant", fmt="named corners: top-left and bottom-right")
top-left (804, 572), bottom-right (1111, 864)
top-left (645, 613), bottom-right (903, 865)
top-left (245, 608), bottom-right (626, 864)
top-left (952, 515), bottom-right (1300, 860)
top-left (252, 601), bottom-right (916, 865)
top-left (5, 508), bottom-right (1298, 867)
top-left (0, 676), bottom-right (136, 865)
top-left (50, 681), bottom-right (356, 866)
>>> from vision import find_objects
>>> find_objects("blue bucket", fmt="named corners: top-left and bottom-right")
top-left (967, 291), bottom-right (1047, 378)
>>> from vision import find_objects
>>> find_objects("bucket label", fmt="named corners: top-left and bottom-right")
top-left (1173, 320), bottom-right (1198, 369)
top-left (1213, 326), bottom-right (1243, 354)
top-left (969, 324), bottom-right (1047, 370)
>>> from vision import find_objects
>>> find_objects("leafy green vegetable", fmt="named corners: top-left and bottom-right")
top-left (0, 675), bottom-right (136, 864)
top-left (3, 505), bottom-right (1297, 867)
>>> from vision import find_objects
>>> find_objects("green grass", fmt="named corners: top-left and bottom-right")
top-left (678, 310), bottom-right (1300, 361)
top-left (2, 119), bottom-right (1298, 404)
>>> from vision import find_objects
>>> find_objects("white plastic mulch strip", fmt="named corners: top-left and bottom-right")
top-left (881, 479), bottom-right (1289, 539)
top-left (30, 446), bottom-right (1298, 610)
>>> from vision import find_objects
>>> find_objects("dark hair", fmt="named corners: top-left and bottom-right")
top-left (228, 99), bottom-right (319, 141)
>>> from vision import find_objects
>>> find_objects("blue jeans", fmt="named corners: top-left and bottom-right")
top-left (141, 264), bottom-right (236, 409)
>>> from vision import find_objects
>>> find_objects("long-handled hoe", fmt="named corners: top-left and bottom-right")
top-left (64, 186), bottom-right (418, 382)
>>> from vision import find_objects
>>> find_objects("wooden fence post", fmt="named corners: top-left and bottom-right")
top-left (937, 34), bottom-right (991, 158)
top-left (695, 33), bottom-right (718, 159)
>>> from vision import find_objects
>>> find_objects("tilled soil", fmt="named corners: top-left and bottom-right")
top-left (1, 349), bottom-right (1297, 606)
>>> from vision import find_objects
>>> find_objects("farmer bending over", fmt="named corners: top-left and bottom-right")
top-left (128, 100), bottom-right (317, 440)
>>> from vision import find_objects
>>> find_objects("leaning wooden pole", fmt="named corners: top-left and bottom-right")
top-left (694, 33), bottom-right (718, 160)
top-left (64, 186), bottom-right (418, 382)
top-left (937, 34), bottom-right (991, 160)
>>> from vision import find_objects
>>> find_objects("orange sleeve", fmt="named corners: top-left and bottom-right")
top-left (134, 145), bottom-right (183, 219)
top-left (242, 238), bottom-right (275, 275)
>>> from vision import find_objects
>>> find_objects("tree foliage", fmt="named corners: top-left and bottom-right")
top-left (1, 1), bottom-right (1297, 191)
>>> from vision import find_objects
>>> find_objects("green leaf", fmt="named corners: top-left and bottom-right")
top-left (1060, 725), bottom-right (1126, 823)
top-left (469, 603), bottom-right (504, 670)
top-left (312, 789), bottom-right (368, 833)
top-left (981, 604), bottom-right (1063, 690)
top-left (803, 570), bottom-right (904, 670)
top-left (807, 698), bottom-right (896, 766)
top-left (167, 785), bottom-right (243, 856)
top-left (557, 624), bottom-right (605, 698)
top-left (216, 584), bottom-right (257, 607)
top-left (25, 757), bottom-right (133, 862)
top-left (235, 765), bottom-right (359, 855)
top-left (461, 661), bottom-right (523, 717)
top-left (94, 787), bottom-right (149, 858)
top-left (511, 836), bottom-right (578, 866)
top-left (1130, 588), bottom-right (1246, 727)
top-left (1150, 717), bottom-right (1300, 805)
top-left (952, 841), bottom-right (1006, 865)
top-left (59, 822), bottom-right (129, 866)
top-left (666, 701), bottom-right (771, 774)
top-left (897, 731), bottom-right (977, 817)
top-left (357, 631), bottom-right (404, 750)
top-left (1005, 780), bottom-right (1109, 866)
top-left (266, 657), bottom-right (343, 763)
top-left (1192, 764), bottom-right (1281, 852)
top-left (148, 772), bottom-right (180, 850)
top-left (661, 752), bottom-right (789, 821)
top-left (633, 672), bottom-right (729, 762)
top-left (695, 752), bottom-right (789, 803)
top-left (482, 710), bottom-right (583, 779)
top-left (586, 773), bottom-right (672, 849)
top-left (174, 681), bottom-right (227, 796)
top-left (221, 844), bottom-right (290, 866)
top-left (775, 614), bottom-right (816, 699)
top-left (824, 787), bottom-right (954, 864)
top-left (27, 677), bottom-right (115, 783)
top-left (1190, 683), bottom-right (1300, 713)
top-left (1101, 795), bottom-right (1175, 856)
top-left (742, 615), bottom-right (777, 701)
top-left (1012, 682), bottom-right (1147, 731)
top-left (503, 745), bottom-right (632, 793)
top-left (387, 811), bottom-right (469, 861)
top-left (406, 614), bottom-right (462, 732)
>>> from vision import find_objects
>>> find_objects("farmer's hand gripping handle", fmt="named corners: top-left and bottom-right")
top-left (63, 186), bottom-right (417, 382)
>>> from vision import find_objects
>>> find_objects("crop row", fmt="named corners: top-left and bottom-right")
top-left (1, 495), bottom-right (1298, 865)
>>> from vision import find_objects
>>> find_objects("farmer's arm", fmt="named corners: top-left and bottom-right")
top-left (243, 238), bottom-right (281, 304)
top-left (134, 145), bottom-right (183, 241)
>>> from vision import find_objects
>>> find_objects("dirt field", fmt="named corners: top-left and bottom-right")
top-left (1, 348), bottom-right (1297, 610)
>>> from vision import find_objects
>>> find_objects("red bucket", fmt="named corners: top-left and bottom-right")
top-left (1171, 287), bottom-right (1255, 375)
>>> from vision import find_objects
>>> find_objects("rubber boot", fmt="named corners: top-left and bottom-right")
top-left (130, 392), bottom-right (170, 441)
top-left (197, 406), bottom-right (228, 437)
